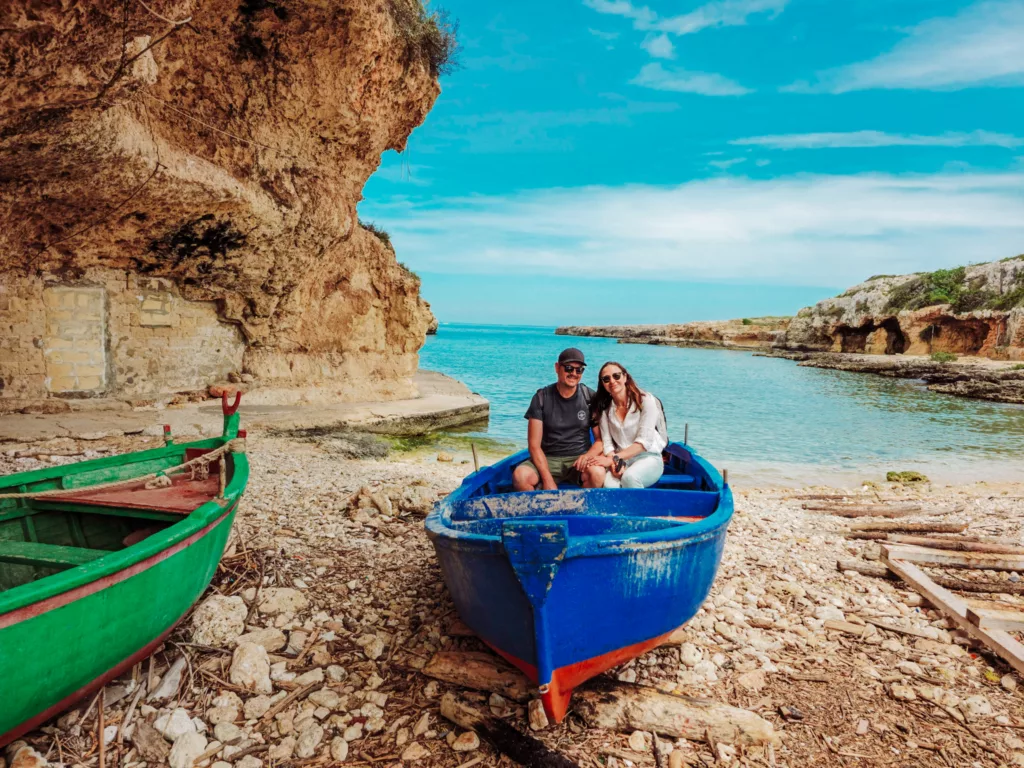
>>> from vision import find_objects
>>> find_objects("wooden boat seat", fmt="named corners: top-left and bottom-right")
top-left (54, 474), bottom-right (220, 515)
top-left (0, 540), bottom-right (108, 569)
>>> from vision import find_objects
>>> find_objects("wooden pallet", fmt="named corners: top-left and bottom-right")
top-left (882, 545), bottom-right (1024, 676)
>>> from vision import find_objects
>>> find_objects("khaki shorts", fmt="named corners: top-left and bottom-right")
top-left (518, 455), bottom-right (583, 486)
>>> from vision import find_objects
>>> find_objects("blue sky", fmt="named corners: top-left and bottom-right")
top-left (359, 0), bottom-right (1024, 326)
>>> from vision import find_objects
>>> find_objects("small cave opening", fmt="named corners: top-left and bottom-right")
top-left (837, 323), bottom-right (871, 353)
top-left (920, 318), bottom-right (992, 356)
top-left (880, 317), bottom-right (907, 355)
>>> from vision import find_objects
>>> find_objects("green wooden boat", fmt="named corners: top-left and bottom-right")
top-left (0, 394), bottom-right (249, 747)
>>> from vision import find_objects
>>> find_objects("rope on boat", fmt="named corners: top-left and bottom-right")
top-left (0, 438), bottom-right (246, 500)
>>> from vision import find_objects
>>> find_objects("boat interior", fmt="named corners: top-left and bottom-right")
top-left (0, 448), bottom-right (224, 593)
top-left (445, 444), bottom-right (725, 535)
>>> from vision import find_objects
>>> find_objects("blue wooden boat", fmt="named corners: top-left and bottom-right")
top-left (425, 442), bottom-right (732, 723)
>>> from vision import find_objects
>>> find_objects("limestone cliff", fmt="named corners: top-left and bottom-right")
top-left (782, 257), bottom-right (1024, 359)
top-left (0, 0), bottom-right (448, 402)
top-left (557, 318), bottom-right (790, 350)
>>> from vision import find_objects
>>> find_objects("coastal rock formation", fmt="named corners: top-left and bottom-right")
top-left (556, 318), bottom-right (790, 351)
top-left (0, 0), bottom-right (448, 403)
top-left (425, 303), bottom-right (439, 335)
top-left (782, 258), bottom-right (1024, 359)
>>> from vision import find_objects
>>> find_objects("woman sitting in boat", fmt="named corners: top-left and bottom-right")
top-left (586, 361), bottom-right (667, 488)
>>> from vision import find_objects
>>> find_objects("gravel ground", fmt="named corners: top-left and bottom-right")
top-left (4, 434), bottom-right (1024, 768)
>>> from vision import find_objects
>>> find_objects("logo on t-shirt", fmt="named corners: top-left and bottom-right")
top-left (577, 410), bottom-right (587, 421)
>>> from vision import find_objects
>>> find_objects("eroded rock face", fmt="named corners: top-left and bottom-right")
top-left (0, 0), bottom-right (438, 401)
top-left (782, 258), bottom-right (1024, 359)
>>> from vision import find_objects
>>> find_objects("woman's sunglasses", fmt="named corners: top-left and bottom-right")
top-left (601, 371), bottom-right (625, 383)
top-left (562, 364), bottom-right (585, 375)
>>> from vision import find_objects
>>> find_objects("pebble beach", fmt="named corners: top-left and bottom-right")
top-left (4, 433), bottom-right (1024, 768)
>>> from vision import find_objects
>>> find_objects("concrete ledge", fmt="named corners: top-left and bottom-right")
top-left (0, 371), bottom-right (488, 443)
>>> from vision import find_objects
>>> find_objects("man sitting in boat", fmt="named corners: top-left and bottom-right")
top-left (585, 361), bottom-right (668, 488)
top-left (512, 348), bottom-right (606, 491)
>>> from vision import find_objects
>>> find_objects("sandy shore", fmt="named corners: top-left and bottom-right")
top-left (5, 434), bottom-right (1024, 768)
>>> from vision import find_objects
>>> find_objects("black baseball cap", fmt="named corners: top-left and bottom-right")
top-left (558, 347), bottom-right (586, 366)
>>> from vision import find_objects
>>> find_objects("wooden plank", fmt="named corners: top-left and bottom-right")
top-left (886, 535), bottom-right (1024, 556)
top-left (823, 619), bottom-right (865, 637)
top-left (885, 544), bottom-right (1024, 572)
top-left (848, 521), bottom-right (967, 533)
top-left (0, 540), bottom-right (109, 568)
top-left (423, 651), bottom-right (532, 702)
top-left (882, 550), bottom-right (1024, 677)
top-left (965, 605), bottom-right (1024, 632)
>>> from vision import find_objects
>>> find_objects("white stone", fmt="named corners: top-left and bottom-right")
top-left (214, 722), bottom-right (242, 744)
top-left (236, 756), bottom-right (263, 768)
top-left (448, 731), bottom-right (478, 752)
top-left (294, 667), bottom-right (324, 686)
top-left (401, 742), bottom-right (430, 761)
top-left (268, 737), bottom-right (296, 761)
top-left (1003, 674), bottom-right (1018, 693)
top-left (628, 731), bottom-right (649, 752)
top-left (413, 712), bottom-right (430, 737)
top-left (154, 708), bottom-right (196, 741)
top-left (230, 643), bottom-right (273, 693)
top-left (295, 723), bottom-right (324, 758)
top-left (890, 684), bottom-right (917, 702)
top-left (207, 691), bottom-right (242, 725)
top-left (897, 661), bottom-right (923, 677)
top-left (736, 670), bottom-right (767, 692)
top-left (192, 595), bottom-right (248, 647)
top-left (327, 665), bottom-right (348, 682)
top-left (528, 699), bottom-right (549, 731)
top-left (961, 695), bottom-right (993, 719)
top-left (258, 588), bottom-right (309, 616)
top-left (330, 737), bottom-right (349, 762)
top-left (243, 695), bottom-right (273, 719)
top-left (309, 689), bottom-right (342, 710)
top-left (679, 643), bottom-right (702, 667)
top-left (236, 628), bottom-right (287, 652)
top-left (168, 732), bottom-right (207, 768)
top-left (343, 724), bottom-right (363, 742)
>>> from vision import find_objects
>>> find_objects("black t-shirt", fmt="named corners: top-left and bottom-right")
top-left (524, 383), bottom-right (594, 457)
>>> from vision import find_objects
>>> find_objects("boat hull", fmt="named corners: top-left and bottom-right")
top-left (427, 444), bottom-right (732, 722)
top-left (0, 501), bottom-right (237, 745)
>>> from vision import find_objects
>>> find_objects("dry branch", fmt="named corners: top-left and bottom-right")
top-left (423, 651), bottom-right (532, 702)
top-left (574, 678), bottom-right (779, 747)
top-left (848, 521), bottom-right (967, 533)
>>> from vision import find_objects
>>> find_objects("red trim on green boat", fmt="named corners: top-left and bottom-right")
top-left (0, 503), bottom-right (235, 630)
top-left (0, 620), bottom-right (178, 748)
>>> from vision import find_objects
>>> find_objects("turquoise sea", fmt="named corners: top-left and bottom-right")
top-left (420, 324), bottom-right (1024, 486)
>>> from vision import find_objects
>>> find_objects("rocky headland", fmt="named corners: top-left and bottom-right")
top-left (0, 0), bottom-right (454, 408)
top-left (556, 317), bottom-right (790, 351)
top-left (559, 256), bottom-right (1024, 403)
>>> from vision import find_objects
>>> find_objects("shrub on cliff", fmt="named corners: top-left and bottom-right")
top-left (390, 1), bottom-right (461, 77)
top-left (930, 351), bottom-right (958, 363)
top-left (360, 220), bottom-right (392, 248)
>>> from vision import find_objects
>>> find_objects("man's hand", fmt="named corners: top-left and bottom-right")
top-left (573, 454), bottom-right (591, 472)
top-left (541, 478), bottom-right (558, 491)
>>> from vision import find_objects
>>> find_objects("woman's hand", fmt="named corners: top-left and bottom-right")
top-left (590, 455), bottom-right (614, 469)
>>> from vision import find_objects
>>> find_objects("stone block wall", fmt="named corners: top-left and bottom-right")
top-left (1, 269), bottom-right (245, 400)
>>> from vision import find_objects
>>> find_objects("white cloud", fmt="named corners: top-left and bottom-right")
top-left (364, 172), bottom-right (1024, 286)
top-left (732, 130), bottom-right (1024, 150)
top-left (588, 28), bottom-right (620, 41)
top-left (654, 0), bottom-right (788, 36)
top-left (631, 63), bottom-right (752, 95)
top-left (582, 0), bottom-right (655, 25)
top-left (372, 163), bottom-right (432, 186)
top-left (788, 1), bottom-right (1024, 93)
top-left (709, 157), bottom-right (747, 169)
top-left (641, 33), bottom-right (675, 59)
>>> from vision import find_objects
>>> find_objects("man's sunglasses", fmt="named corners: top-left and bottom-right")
top-left (601, 372), bottom-right (625, 383)
top-left (561, 364), bottom-right (585, 375)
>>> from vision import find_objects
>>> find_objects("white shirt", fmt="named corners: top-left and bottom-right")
top-left (600, 392), bottom-right (668, 456)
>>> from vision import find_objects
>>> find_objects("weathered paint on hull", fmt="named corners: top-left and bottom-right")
top-left (426, 444), bottom-right (733, 722)
top-left (0, 504), bottom-right (237, 746)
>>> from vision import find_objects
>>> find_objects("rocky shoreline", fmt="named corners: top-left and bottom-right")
top-left (761, 351), bottom-right (1024, 404)
top-left (556, 318), bottom-right (789, 352)
top-left (5, 431), bottom-right (1024, 768)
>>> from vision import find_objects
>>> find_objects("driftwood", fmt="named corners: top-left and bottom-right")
top-left (423, 651), bottom-right (532, 702)
top-left (848, 521), bottom-right (967, 533)
top-left (885, 535), bottom-right (1024, 556)
top-left (837, 559), bottom-right (893, 579)
top-left (837, 557), bottom-right (1024, 595)
top-left (885, 544), bottom-right (1024, 572)
top-left (845, 532), bottom-right (888, 540)
top-left (808, 505), bottom-right (920, 518)
top-left (440, 694), bottom-right (580, 768)
top-left (574, 678), bottom-right (779, 746)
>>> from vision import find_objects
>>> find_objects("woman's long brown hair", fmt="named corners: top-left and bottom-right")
top-left (590, 361), bottom-right (646, 424)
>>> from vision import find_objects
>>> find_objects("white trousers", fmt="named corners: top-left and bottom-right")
top-left (603, 453), bottom-right (664, 489)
